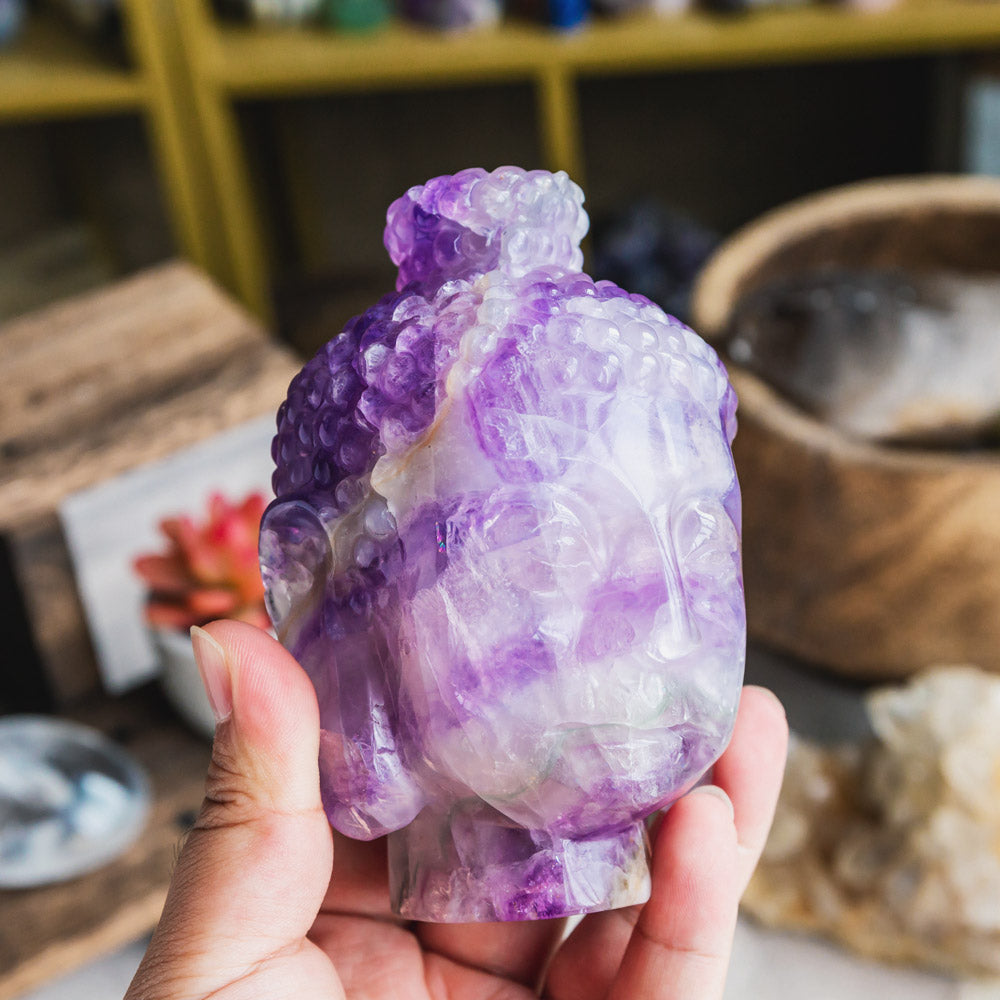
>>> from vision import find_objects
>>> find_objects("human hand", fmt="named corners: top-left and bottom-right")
top-left (125, 621), bottom-right (788, 1000)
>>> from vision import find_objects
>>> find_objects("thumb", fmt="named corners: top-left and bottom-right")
top-left (133, 621), bottom-right (333, 994)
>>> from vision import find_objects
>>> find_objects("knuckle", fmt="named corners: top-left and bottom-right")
top-left (195, 740), bottom-right (259, 830)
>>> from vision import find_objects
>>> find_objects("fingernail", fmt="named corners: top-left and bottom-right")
top-left (691, 784), bottom-right (735, 822)
top-left (191, 626), bottom-right (233, 724)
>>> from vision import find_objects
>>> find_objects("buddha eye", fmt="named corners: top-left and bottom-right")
top-left (673, 498), bottom-right (738, 575)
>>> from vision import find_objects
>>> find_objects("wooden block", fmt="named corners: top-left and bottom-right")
top-left (0, 261), bottom-right (300, 703)
top-left (0, 689), bottom-right (212, 1000)
top-left (5, 514), bottom-right (101, 703)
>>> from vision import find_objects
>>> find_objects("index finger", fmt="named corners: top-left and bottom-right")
top-left (548, 684), bottom-right (788, 1000)
top-left (712, 684), bottom-right (789, 892)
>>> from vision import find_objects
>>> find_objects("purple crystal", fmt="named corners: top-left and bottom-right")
top-left (261, 166), bottom-right (745, 922)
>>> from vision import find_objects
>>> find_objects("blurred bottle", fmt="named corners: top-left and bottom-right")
top-left (508, 0), bottom-right (589, 30)
top-left (246, 0), bottom-right (324, 21)
top-left (0, 0), bottom-right (24, 48)
top-left (47, 0), bottom-right (127, 62)
top-left (838, 0), bottom-right (902, 12)
top-left (49, 0), bottom-right (119, 37)
top-left (323, 0), bottom-right (391, 30)
top-left (401, 0), bottom-right (500, 30)
top-left (213, 0), bottom-right (253, 19)
top-left (699, 0), bottom-right (808, 15)
top-left (547, 0), bottom-right (588, 29)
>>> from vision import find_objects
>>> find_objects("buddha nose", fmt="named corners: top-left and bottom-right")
top-left (650, 516), bottom-right (700, 661)
top-left (652, 597), bottom-right (700, 660)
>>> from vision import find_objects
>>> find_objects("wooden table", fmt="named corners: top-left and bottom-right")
top-left (0, 260), bottom-right (299, 706)
top-left (0, 261), bottom-right (301, 996)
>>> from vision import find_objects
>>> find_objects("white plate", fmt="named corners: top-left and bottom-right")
top-left (0, 715), bottom-right (150, 888)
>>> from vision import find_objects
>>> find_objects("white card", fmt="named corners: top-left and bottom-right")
top-left (59, 415), bottom-right (276, 693)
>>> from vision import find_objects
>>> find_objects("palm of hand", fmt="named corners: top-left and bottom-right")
top-left (306, 834), bottom-right (568, 1000)
top-left (125, 623), bottom-right (786, 1000)
top-left (241, 681), bottom-right (783, 1000)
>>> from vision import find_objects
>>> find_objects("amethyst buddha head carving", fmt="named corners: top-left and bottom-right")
top-left (259, 166), bottom-right (745, 922)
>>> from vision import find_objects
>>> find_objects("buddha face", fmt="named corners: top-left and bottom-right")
top-left (388, 475), bottom-right (742, 839)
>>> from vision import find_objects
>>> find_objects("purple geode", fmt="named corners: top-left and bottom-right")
top-left (260, 166), bottom-right (745, 922)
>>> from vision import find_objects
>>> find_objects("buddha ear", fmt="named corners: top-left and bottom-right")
top-left (261, 497), bottom-right (427, 841)
top-left (259, 499), bottom-right (332, 640)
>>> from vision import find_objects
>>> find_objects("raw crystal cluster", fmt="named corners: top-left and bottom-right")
top-left (260, 166), bottom-right (745, 922)
top-left (744, 665), bottom-right (1000, 977)
top-left (727, 269), bottom-right (1000, 445)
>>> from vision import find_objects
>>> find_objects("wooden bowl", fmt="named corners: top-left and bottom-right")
top-left (692, 176), bottom-right (1000, 680)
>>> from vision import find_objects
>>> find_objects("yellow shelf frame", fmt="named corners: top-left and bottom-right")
top-left (9, 1), bottom-right (1000, 322)
top-left (0, 5), bottom-right (222, 289)
top-left (204, 4), bottom-right (1000, 92)
top-left (0, 11), bottom-right (145, 119)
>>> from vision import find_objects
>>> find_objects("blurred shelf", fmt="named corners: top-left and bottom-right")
top-left (0, 4), bottom-right (227, 301)
top-left (0, 11), bottom-right (145, 121)
top-left (201, 1), bottom-right (1000, 95)
top-left (4, 0), bottom-right (1000, 320)
top-left (177, 0), bottom-right (1000, 319)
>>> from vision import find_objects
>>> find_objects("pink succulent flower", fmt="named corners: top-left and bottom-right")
top-left (135, 492), bottom-right (270, 632)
